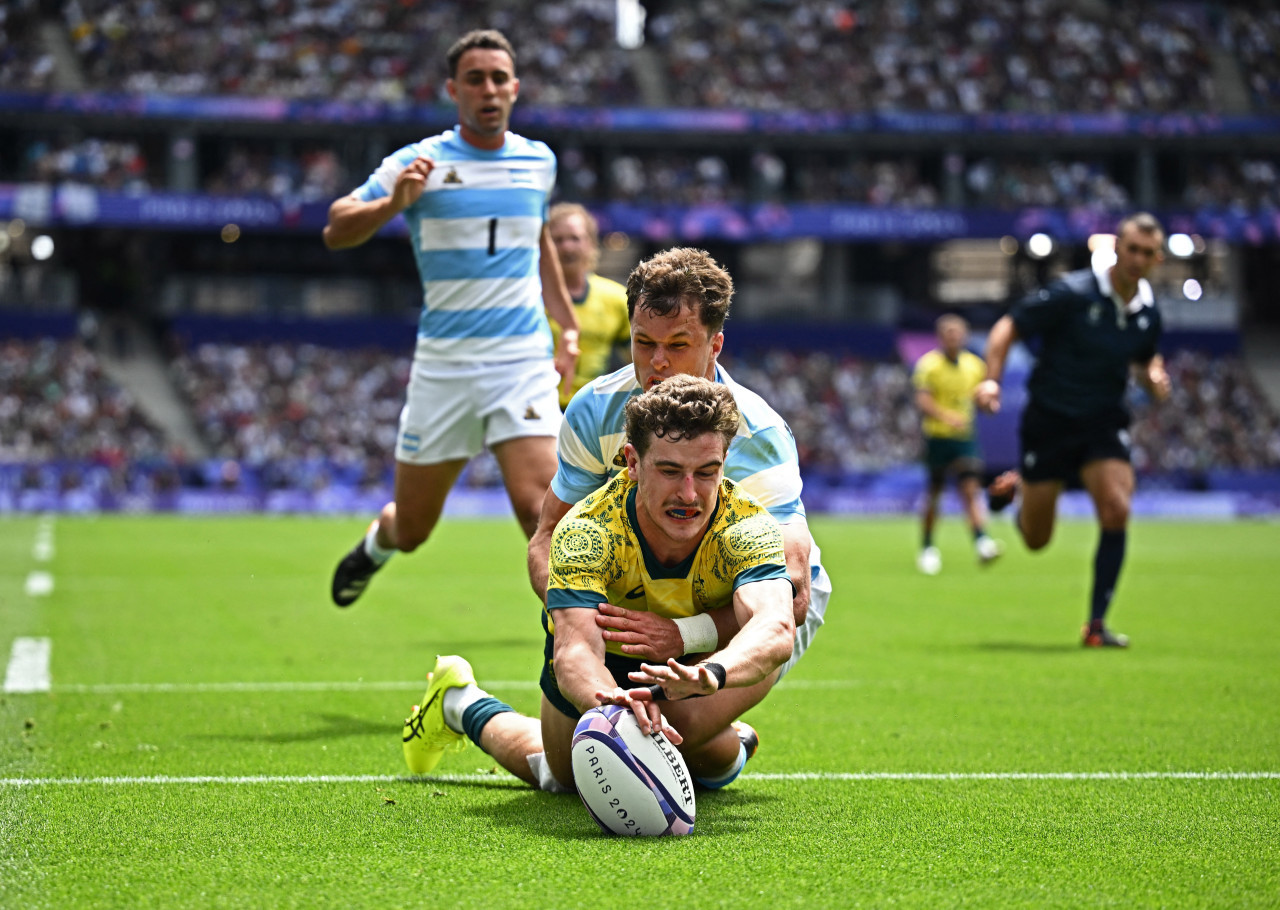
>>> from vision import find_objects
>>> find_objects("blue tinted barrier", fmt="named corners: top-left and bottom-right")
top-left (4, 91), bottom-right (1280, 136)
top-left (5, 181), bottom-right (1280, 244)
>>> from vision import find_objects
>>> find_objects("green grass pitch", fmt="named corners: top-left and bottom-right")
top-left (2, 513), bottom-right (1278, 908)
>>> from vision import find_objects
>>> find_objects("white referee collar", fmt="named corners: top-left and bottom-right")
top-left (1094, 259), bottom-right (1153, 315)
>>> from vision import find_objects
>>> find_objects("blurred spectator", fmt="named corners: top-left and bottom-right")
top-left (49, 0), bottom-right (1243, 115)
top-left (0, 2), bottom-right (55, 91)
top-left (1183, 157), bottom-right (1280, 212)
top-left (168, 341), bottom-right (407, 479)
top-left (719, 349), bottom-right (920, 472)
top-left (204, 143), bottom-right (346, 202)
top-left (20, 136), bottom-right (152, 192)
top-left (1130, 349), bottom-right (1280, 473)
top-left (0, 338), bottom-right (167, 463)
top-left (646, 0), bottom-right (1217, 114)
top-left (965, 157), bottom-right (1130, 211)
top-left (1221, 5), bottom-right (1280, 112)
top-left (165, 340), bottom-right (1280, 482)
top-left (61, 0), bottom-right (638, 105)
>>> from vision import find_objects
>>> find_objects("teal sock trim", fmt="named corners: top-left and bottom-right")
top-left (461, 697), bottom-right (513, 752)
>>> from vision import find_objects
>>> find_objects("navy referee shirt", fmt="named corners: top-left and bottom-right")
top-left (1009, 266), bottom-right (1162, 421)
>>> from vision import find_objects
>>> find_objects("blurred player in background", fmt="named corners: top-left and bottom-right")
top-left (527, 247), bottom-right (829, 689)
top-left (323, 29), bottom-right (580, 608)
top-left (911, 314), bottom-right (1002, 575)
top-left (401, 376), bottom-right (795, 792)
top-left (546, 202), bottom-right (631, 409)
top-left (976, 213), bottom-right (1171, 648)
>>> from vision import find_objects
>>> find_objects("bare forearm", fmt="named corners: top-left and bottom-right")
top-left (539, 229), bottom-right (579, 334)
top-left (552, 627), bottom-right (613, 713)
top-left (780, 521), bottom-right (812, 628)
top-left (714, 578), bottom-right (795, 688)
top-left (528, 489), bottom-right (574, 603)
top-left (323, 196), bottom-right (402, 250)
top-left (983, 316), bottom-right (1016, 382)
top-left (527, 531), bottom-right (552, 602)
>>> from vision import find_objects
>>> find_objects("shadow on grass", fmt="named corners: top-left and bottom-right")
top-left (457, 780), bottom-right (784, 839)
top-left (199, 713), bottom-right (395, 744)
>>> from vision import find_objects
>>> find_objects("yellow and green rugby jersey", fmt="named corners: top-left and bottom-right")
top-left (912, 348), bottom-right (986, 440)
top-left (545, 472), bottom-right (789, 657)
top-left (548, 273), bottom-right (631, 409)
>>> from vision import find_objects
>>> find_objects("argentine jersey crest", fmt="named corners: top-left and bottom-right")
top-left (355, 129), bottom-right (557, 365)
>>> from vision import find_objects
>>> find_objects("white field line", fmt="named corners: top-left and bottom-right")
top-left (1, 771), bottom-right (1277, 788)
top-left (24, 571), bottom-right (53, 597)
top-left (3, 637), bottom-right (52, 693)
top-left (32, 515), bottom-right (55, 562)
top-left (45, 678), bottom-right (859, 695)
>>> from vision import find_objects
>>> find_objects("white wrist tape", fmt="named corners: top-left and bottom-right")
top-left (673, 613), bottom-right (718, 654)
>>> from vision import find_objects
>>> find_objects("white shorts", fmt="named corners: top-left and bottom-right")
top-left (396, 359), bottom-right (562, 465)
top-left (777, 559), bottom-right (831, 682)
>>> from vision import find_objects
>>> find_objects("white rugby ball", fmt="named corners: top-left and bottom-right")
top-left (571, 704), bottom-right (696, 836)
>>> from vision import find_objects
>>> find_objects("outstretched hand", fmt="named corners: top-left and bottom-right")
top-left (595, 603), bottom-right (684, 662)
top-left (593, 685), bottom-right (683, 743)
top-left (627, 659), bottom-right (722, 702)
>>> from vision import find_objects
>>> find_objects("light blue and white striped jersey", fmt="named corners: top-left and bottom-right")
top-left (355, 128), bottom-right (557, 364)
top-left (552, 363), bottom-right (808, 526)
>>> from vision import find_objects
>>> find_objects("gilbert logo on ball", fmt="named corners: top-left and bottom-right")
top-left (570, 704), bottom-right (695, 836)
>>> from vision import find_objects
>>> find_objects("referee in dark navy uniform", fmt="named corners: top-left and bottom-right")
top-left (975, 213), bottom-right (1172, 648)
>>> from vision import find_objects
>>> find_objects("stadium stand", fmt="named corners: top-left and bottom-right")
top-left (0, 336), bottom-right (167, 463)
top-left (4, 0), bottom-right (1280, 514)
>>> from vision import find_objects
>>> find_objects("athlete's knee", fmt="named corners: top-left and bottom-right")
top-left (1096, 498), bottom-right (1130, 531)
top-left (1018, 518), bottom-right (1053, 551)
top-left (512, 503), bottom-right (541, 539)
top-left (393, 520), bottom-right (434, 553)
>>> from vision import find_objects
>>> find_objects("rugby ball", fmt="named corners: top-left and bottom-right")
top-left (571, 704), bottom-right (696, 836)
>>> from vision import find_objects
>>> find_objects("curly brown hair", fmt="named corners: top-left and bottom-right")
top-left (446, 30), bottom-right (516, 78)
top-left (625, 247), bottom-right (734, 335)
top-left (624, 375), bottom-right (740, 458)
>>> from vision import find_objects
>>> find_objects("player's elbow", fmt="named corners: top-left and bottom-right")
top-left (322, 224), bottom-right (358, 251)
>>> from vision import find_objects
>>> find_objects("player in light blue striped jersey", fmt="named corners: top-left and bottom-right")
top-left (527, 248), bottom-right (830, 681)
top-left (324, 30), bottom-right (581, 608)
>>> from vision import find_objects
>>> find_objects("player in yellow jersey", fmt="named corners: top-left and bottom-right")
top-left (400, 375), bottom-right (795, 793)
top-left (546, 203), bottom-right (631, 408)
top-left (911, 314), bottom-right (1001, 575)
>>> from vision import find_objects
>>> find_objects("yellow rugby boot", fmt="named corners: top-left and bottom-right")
top-left (402, 655), bottom-right (475, 774)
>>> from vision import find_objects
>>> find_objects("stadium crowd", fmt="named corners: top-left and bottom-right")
top-left (58, 0), bottom-right (634, 106)
top-left (5, 1), bottom-right (1271, 116)
top-left (167, 341), bottom-right (404, 490)
top-left (5, 336), bottom-right (1273, 487)
top-left (17, 135), bottom-right (152, 193)
top-left (19, 133), bottom-right (1280, 220)
top-left (0, 337), bottom-right (166, 465)
top-left (647, 0), bottom-right (1217, 114)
